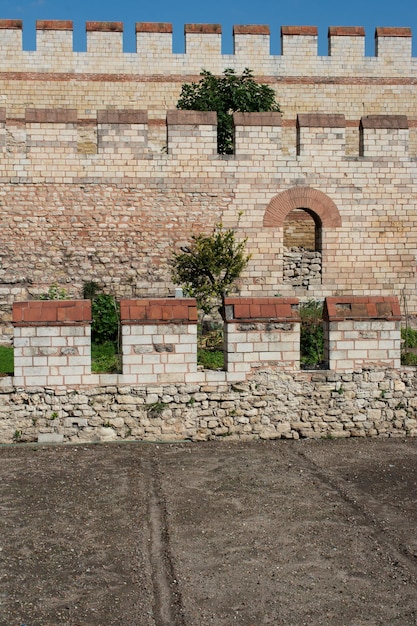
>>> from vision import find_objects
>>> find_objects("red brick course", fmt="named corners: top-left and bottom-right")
top-left (36, 21), bottom-right (73, 30)
top-left (184, 24), bottom-right (222, 34)
top-left (97, 110), bottom-right (148, 125)
top-left (166, 110), bottom-right (217, 126)
top-left (328, 27), bottom-right (365, 37)
top-left (224, 297), bottom-right (300, 322)
top-left (120, 299), bottom-right (198, 323)
top-left (86, 22), bottom-right (123, 32)
top-left (25, 108), bottom-right (78, 123)
top-left (136, 23), bottom-right (173, 33)
top-left (360, 115), bottom-right (408, 129)
top-left (13, 301), bottom-right (92, 326)
top-left (281, 26), bottom-right (318, 36)
top-left (233, 25), bottom-right (270, 35)
top-left (297, 114), bottom-right (345, 128)
top-left (0, 20), bottom-right (22, 29)
top-left (233, 112), bottom-right (282, 126)
top-left (324, 296), bottom-right (401, 321)
top-left (375, 27), bottom-right (412, 38)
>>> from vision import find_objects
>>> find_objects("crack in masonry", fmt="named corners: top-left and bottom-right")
top-left (144, 457), bottom-right (185, 626)
top-left (294, 447), bottom-right (417, 583)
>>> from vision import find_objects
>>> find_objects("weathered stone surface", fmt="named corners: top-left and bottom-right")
top-left (1, 367), bottom-right (417, 444)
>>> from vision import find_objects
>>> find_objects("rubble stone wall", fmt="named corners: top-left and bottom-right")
top-left (1, 368), bottom-right (416, 444)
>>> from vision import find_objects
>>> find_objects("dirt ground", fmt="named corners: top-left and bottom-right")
top-left (1, 438), bottom-right (417, 626)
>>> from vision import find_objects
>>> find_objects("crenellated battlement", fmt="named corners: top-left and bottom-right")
top-left (0, 18), bottom-right (417, 339)
top-left (0, 20), bottom-right (415, 77)
top-left (0, 108), bottom-right (415, 174)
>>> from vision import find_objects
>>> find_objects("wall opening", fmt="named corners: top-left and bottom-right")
top-left (283, 208), bottom-right (322, 288)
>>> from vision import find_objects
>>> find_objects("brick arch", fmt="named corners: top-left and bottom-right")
top-left (263, 187), bottom-right (342, 228)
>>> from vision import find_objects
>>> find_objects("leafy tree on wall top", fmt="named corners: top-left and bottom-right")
top-left (170, 222), bottom-right (251, 317)
top-left (176, 68), bottom-right (281, 154)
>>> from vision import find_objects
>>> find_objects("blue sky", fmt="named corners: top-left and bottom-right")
top-left (0, 0), bottom-right (415, 55)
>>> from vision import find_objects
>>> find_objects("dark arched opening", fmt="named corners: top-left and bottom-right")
top-left (283, 207), bottom-right (322, 287)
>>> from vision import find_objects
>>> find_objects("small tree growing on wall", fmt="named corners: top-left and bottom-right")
top-left (170, 223), bottom-right (251, 317)
top-left (176, 68), bottom-right (281, 154)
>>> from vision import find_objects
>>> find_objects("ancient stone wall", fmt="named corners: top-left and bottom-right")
top-left (0, 295), bottom-right (409, 444)
top-left (1, 369), bottom-right (417, 444)
top-left (0, 21), bottom-right (417, 340)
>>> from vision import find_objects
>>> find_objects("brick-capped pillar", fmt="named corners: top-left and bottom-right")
top-left (136, 22), bottom-right (173, 57)
top-left (323, 296), bottom-right (401, 372)
top-left (359, 115), bottom-right (408, 157)
top-left (184, 23), bottom-right (222, 57)
top-left (233, 112), bottom-right (282, 158)
top-left (36, 20), bottom-right (73, 53)
top-left (375, 27), bottom-right (412, 58)
top-left (25, 108), bottom-right (78, 154)
top-left (281, 26), bottom-right (318, 57)
top-left (224, 297), bottom-right (300, 373)
top-left (86, 21), bottom-right (123, 54)
top-left (120, 298), bottom-right (198, 384)
top-left (166, 110), bottom-right (217, 157)
top-left (97, 110), bottom-right (148, 156)
top-left (328, 26), bottom-right (365, 58)
top-left (0, 19), bottom-right (23, 51)
top-left (12, 300), bottom-right (92, 387)
top-left (297, 113), bottom-right (346, 157)
top-left (233, 25), bottom-right (270, 58)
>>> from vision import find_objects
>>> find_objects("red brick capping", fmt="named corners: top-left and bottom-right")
top-left (36, 20), bottom-right (73, 30)
top-left (0, 20), bottom-right (22, 29)
top-left (25, 109), bottom-right (78, 123)
top-left (297, 113), bottom-right (345, 128)
top-left (97, 110), bottom-right (148, 125)
top-left (323, 296), bottom-right (401, 321)
top-left (281, 26), bottom-right (318, 36)
top-left (328, 26), bottom-right (365, 37)
top-left (167, 110), bottom-right (217, 126)
top-left (86, 22), bottom-right (123, 32)
top-left (136, 22), bottom-right (173, 33)
top-left (120, 299), bottom-right (198, 324)
top-left (13, 301), bottom-right (92, 326)
top-left (233, 112), bottom-right (282, 126)
top-left (264, 187), bottom-right (342, 228)
top-left (360, 115), bottom-right (408, 129)
top-left (233, 25), bottom-right (270, 35)
top-left (185, 24), bottom-right (222, 34)
top-left (224, 297), bottom-right (300, 322)
top-left (375, 27), bottom-right (412, 38)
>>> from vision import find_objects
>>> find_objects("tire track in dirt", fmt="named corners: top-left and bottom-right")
top-left (294, 445), bottom-right (417, 584)
top-left (144, 456), bottom-right (185, 626)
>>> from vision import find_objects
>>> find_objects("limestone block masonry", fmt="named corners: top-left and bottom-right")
top-left (0, 21), bottom-right (416, 341)
top-left (0, 20), bottom-right (417, 445)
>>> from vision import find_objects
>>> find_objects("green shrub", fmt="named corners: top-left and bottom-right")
top-left (39, 283), bottom-right (67, 300)
top-left (401, 327), bottom-right (417, 365)
top-left (197, 348), bottom-right (224, 370)
top-left (0, 345), bottom-right (13, 375)
top-left (401, 351), bottom-right (417, 366)
top-left (90, 293), bottom-right (119, 345)
top-left (177, 68), bottom-right (281, 154)
top-left (91, 341), bottom-right (121, 373)
top-left (401, 327), bottom-right (417, 349)
top-left (300, 300), bottom-right (324, 369)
